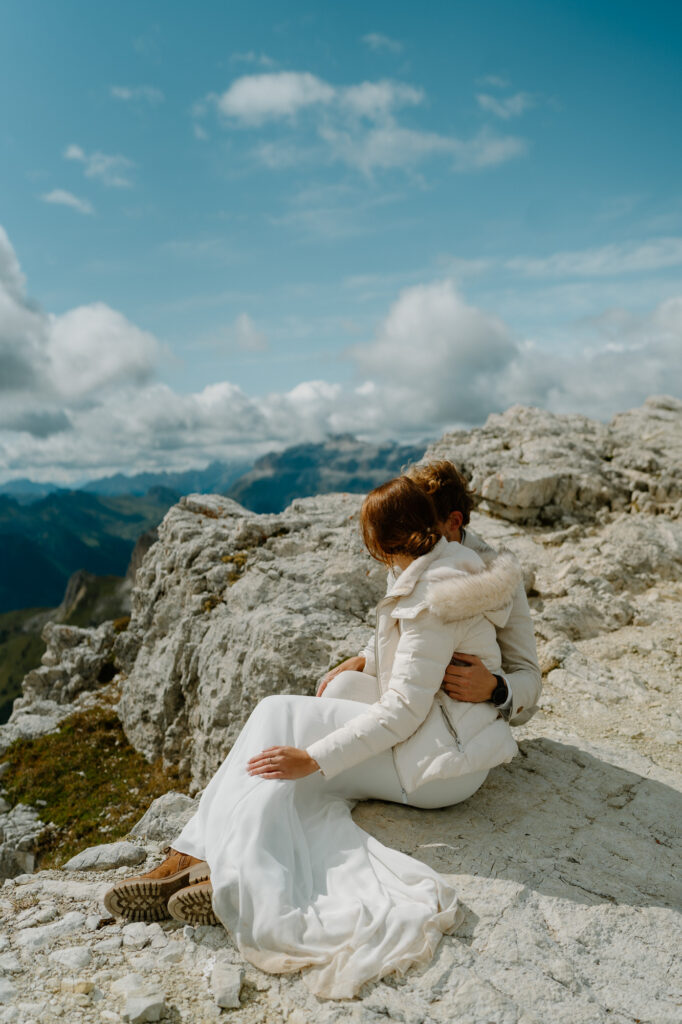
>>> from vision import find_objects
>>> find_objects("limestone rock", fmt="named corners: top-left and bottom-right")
top-left (0, 804), bottom-right (46, 880)
top-left (62, 841), bottom-right (146, 873)
top-left (50, 946), bottom-right (92, 970)
top-left (16, 910), bottom-right (86, 950)
top-left (21, 620), bottom-right (117, 706)
top-left (116, 492), bottom-right (385, 787)
top-left (425, 398), bottom-right (682, 523)
top-left (210, 960), bottom-right (243, 1008)
top-left (129, 792), bottom-right (198, 842)
top-left (0, 979), bottom-right (15, 1004)
top-left (122, 989), bottom-right (165, 1023)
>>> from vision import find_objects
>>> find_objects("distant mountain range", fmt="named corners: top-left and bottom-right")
top-left (0, 459), bottom-right (251, 504)
top-left (0, 435), bottom-right (427, 616)
top-left (0, 489), bottom-right (176, 613)
top-left (227, 435), bottom-right (426, 513)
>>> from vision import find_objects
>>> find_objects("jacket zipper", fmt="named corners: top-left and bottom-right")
top-left (375, 597), bottom-right (409, 804)
top-left (440, 703), bottom-right (465, 752)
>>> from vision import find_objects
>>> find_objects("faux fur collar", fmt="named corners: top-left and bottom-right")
top-left (389, 540), bottom-right (522, 624)
top-left (424, 551), bottom-right (522, 623)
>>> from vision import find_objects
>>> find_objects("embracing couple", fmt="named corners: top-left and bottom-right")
top-left (105, 460), bottom-right (542, 999)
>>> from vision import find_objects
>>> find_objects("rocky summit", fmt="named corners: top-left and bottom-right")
top-left (0, 397), bottom-right (680, 1024)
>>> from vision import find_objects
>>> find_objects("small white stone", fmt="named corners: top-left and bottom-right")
top-left (97, 936), bottom-right (123, 952)
top-left (63, 841), bottom-right (146, 872)
top-left (182, 925), bottom-right (194, 941)
top-left (0, 952), bottom-right (22, 974)
top-left (110, 972), bottom-right (146, 996)
top-left (50, 945), bottom-right (92, 970)
top-left (85, 913), bottom-right (101, 931)
top-left (17, 903), bottom-right (57, 927)
top-left (16, 910), bottom-right (86, 950)
top-left (210, 962), bottom-right (243, 1009)
top-left (122, 989), bottom-right (165, 1023)
top-left (157, 941), bottom-right (185, 964)
top-left (0, 938), bottom-right (9, 953)
top-left (13, 874), bottom-right (34, 885)
top-left (121, 922), bottom-right (154, 949)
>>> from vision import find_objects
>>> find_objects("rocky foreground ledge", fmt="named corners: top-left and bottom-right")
top-left (0, 398), bottom-right (680, 1023)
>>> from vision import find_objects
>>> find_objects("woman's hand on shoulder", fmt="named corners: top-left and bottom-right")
top-left (316, 655), bottom-right (365, 696)
top-left (247, 746), bottom-right (320, 780)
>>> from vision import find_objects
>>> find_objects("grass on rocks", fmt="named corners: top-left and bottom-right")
top-left (0, 693), bottom-right (189, 868)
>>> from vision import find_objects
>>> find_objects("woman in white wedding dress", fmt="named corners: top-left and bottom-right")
top-left (105, 475), bottom-right (521, 999)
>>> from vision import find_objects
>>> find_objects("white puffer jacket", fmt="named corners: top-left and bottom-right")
top-left (306, 536), bottom-right (522, 796)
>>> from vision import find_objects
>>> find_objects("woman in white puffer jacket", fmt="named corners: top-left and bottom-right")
top-left (107, 476), bottom-right (523, 1000)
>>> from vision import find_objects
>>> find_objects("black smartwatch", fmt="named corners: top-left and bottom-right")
top-left (490, 675), bottom-right (509, 707)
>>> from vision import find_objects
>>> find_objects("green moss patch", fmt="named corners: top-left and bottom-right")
top-left (0, 696), bottom-right (189, 869)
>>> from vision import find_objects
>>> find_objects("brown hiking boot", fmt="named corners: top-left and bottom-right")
top-left (103, 848), bottom-right (210, 922)
top-left (167, 880), bottom-right (219, 927)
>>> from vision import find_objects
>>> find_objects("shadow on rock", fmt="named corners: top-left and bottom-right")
top-left (352, 737), bottom-right (681, 910)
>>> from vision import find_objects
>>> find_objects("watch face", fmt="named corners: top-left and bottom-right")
top-left (492, 679), bottom-right (507, 705)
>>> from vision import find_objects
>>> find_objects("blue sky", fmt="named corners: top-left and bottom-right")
top-left (1, 0), bottom-right (681, 482)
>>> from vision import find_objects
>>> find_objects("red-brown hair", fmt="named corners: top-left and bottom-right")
top-left (404, 459), bottom-right (474, 526)
top-left (361, 476), bottom-right (441, 565)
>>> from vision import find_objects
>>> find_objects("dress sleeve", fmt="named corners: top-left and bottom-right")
top-left (307, 611), bottom-right (467, 780)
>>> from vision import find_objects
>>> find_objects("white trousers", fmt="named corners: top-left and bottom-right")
top-left (174, 675), bottom-right (488, 997)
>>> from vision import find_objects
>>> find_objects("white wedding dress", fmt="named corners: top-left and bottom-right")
top-left (174, 684), bottom-right (487, 999)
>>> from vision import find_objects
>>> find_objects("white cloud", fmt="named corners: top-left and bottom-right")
top-left (230, 51), bottom-right (276, 68)
top-left (361, 33), bottom-right (403, 54)
top-left (273, 183), bottom-right (405, 240)
top-left (48, 304), bottom-right (160, 400)
top-left (351, 280), bottom-right (518, 427)
top-left (320, 122), bottom-right (524, 176)
top-left (211, 313), bottom-right (268, 352)
top-left (110, 85), bottom-right (165, 104)
top-left (477, 91), bottom-right (535, 119)
top-left (341, 80), bottom-right (424, 119)
top-left (476, 75), bottom-right (509, 89)
top-left (0, 227), bottom-right (159, 413)
top-left (2, 225), bottom-right (680, 483)
top-left (506, 236), bottom-right (682, 278)
top-left (215, 72), bottom-right (335, 124)
top-left (64, 144), bottom-right (135, 188)
top-left (202, 71), bottom-right (526, 176)
top-left (40, 189), bottom-right (94, 215)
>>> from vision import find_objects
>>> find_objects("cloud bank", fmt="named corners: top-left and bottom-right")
top-left (196, 71), bottom-right (526, 175)
top-left (1, 226), bottom-right (680, 483)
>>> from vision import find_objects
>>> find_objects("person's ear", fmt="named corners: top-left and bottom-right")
top-left (447, 510), bottom-right (464, 536)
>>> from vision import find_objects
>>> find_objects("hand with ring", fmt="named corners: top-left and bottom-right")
top-left (247, 745), bottom-right (320, 780)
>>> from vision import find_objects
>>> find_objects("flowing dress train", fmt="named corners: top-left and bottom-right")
top-left (174, 690), bottom-right (487, 999)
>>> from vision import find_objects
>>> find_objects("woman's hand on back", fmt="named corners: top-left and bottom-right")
top-left (316, 655), bottom-right (365, 696)
top-left (247, 746), bottom-right (320, 780)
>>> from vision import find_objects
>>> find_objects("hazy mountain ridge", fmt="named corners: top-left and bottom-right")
top-left (226, 434), bottom-right (427, 513)
top-left (0, 490), bottom-right (174, 613)
top-left (0, 436), bottom-right (428, 614)
top-left (0, 460), bottom-right (252, 504)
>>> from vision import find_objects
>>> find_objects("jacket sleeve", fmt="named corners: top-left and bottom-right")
top-left (497, 582), bottom-right (542, 725)
top-left (307, 611), bottom-right (467, 780)
top-left (358, 636), bottom-right (376, 676)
